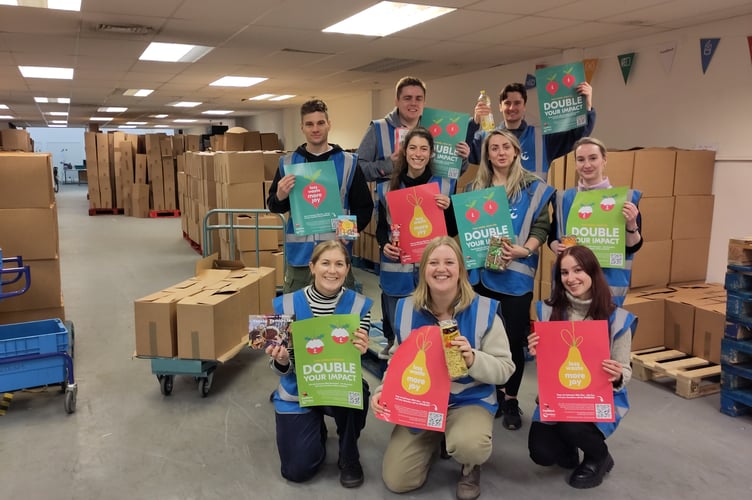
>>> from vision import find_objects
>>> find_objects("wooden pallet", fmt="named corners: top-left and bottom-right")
top-left (631, 347), bottom-right (721, 399)
top-left (149, 209), bottom-right (181, 218)
top-left (88, 207), bottom-right (124, 216)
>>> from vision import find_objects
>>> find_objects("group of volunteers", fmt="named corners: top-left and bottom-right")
top-left (264, 75), bottom-right (642, 500)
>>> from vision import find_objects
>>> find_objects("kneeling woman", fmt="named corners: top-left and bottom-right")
top-left (527, 245), bottom-right (637, 489)
top-left (371, 236), bottom-right (515, 500)
top-left (266, 241), bottom-right (373, 488)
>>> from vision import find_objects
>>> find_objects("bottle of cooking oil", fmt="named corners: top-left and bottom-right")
top-left (478, 90), bottom-right (495, 132)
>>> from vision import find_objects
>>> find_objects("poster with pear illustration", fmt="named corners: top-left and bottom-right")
top-left (565, 187), bottom-right (628, 268)
top-left (385, 183), bottom-right (448, 264)
top-left (285, 160), bottom-right (343, 236)
top-left (533, 320), bottom-right (615, 422)
top-left (291, 314), bottom-right (363, 409)
top-left (376, 325), bottom-right (451, 431)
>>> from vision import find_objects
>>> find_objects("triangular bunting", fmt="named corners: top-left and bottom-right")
top-left (617, 53), bottom-right (636, 84)
top-left (658, 42), bottom-right (677, 74)
top-left (524, 73), bottom-right (536, 90)
top-left (700, 38), bottom-right (720, 74)
top-left (583, 58), bottom-right (598, 82)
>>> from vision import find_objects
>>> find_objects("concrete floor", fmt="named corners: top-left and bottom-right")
top-left (1, 184), bottom-right (750, 500)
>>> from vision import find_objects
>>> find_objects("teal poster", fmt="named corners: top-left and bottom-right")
top-left (420, 107), bottom-right (470, 180)
top-left (535, 62), bottom-right (587, 135)
top-left (291, 314), bottom-right (363, 409)
top-left (565, 187), bottom-right (628, 269)
top-left (285, 161), bottom-right (343, 236)
top-left (451, 187), bottom-right (514, 270)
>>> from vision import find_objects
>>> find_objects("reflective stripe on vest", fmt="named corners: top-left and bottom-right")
top-left (373, 119), bottom-right (395, 160)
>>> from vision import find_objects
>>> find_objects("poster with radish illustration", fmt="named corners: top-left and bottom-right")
top-left (291, 314), bottom-right (363, 408)
top-left (376, 325), bottom-right (451, 431)
top-left (419, 107), bottom-right (470, 179)
top-left (285, 161), bottom-right (343, 236)
top-left (565, 187), bottom-right (628, 268)
top-left (385, 183), bottom-right (448, 264)
top-left (535, 62), bottom-right (587, 135)
top-left (451, 187), bottom-right (514, 270)
top-left (533, 320), bottom-right (615, 422)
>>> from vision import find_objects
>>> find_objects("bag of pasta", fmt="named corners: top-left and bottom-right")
top-left (440, 319), bottom-right (468, 379)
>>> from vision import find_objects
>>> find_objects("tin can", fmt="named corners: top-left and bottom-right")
top-left (439, 319), bottom-right (468, 379)
top-left (485, 235), bottom-right (511, 271)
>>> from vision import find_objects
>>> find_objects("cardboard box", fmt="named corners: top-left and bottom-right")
top-left (0, 153), bottom-right (54, 208)
top-left (692, 300), bottom-right (725, 363)
top-left (216, 152), bottom-right (265, 184)
top-left (548, 157), bottom-right (564, 191)
top-left (0, 259), bottom-right (62, 313)
top-left (185, 135), bottom-right (201, 152)
top-left (632, 149), bottom-right (676, 197)
top-left (672, 195), bottom-right (714, 240)
top-left (622, 293), bottom-right (665, 350)
top-left (241, 266), bottom-right (276, 314)
top-left (563, 152), bottom-right (576, 189)
top-left (244, 131), bottom-right (262, 151)
top-left (219, 182), bottom-right (265, 210)
top-left (234, 214), bottom-right (281, 251)
top-left (132, 183), bottom-right (150, 218)
top-left (670, 238), bottom-right (709, 284)
top-left (0, 129), bottom-right (32, 151)
top-left (674, 149), bottom-right (715, 196)
top-left (603, 150), bottom-right (634, 189)
top-left (0, 204), bottom-right (59, 260)
top-left (631, 240), bottom-right (671, 289)
top-left (260, 132), bottom-right (281, 150)
top-left (0, 305), bottom-right (66, 326)
top-left (263, 152), bottom-right (285, 181)
top-left (638, 196), bottom-right (674, 242)
top-left (664, 295), bottom-right (696, 353)
top-left (223, 132), bottom-right (246, 152)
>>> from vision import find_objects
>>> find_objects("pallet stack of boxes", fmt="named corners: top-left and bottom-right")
top-left (0, 129), bottom-right (33, 152)
top-left (720, 237), bottom-right (752, 416)
top-left (0, 153), bottom-right (65, 325)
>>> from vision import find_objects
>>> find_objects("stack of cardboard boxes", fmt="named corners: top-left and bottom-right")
top-left (0, 153), bottom-right (65, 324)
top-left (0, 129), bottom-right (33, 152)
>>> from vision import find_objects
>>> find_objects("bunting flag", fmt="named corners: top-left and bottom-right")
top-left (700, 38), bottom-right (720, 74)
top-left (524, 73), bottom-right (536, 89)
top-left (658, 42), bottom-right (677, 74)
top-left (535, 63), bottom-right (548, 70)
top-left (583, 58), bottom-right (598, 82)
top-left (747, 36), bottom-right (752, 64)
top-left (617, 53), bottom-right (636, 84)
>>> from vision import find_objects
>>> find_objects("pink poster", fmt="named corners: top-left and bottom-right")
top-left (533, 320), bottom-right (615, 423)
top-left (385, 183), bottom-right (448, 264)
top-left (376, 325), bottom-right (451, 431)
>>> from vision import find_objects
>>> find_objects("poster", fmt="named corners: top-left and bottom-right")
top-left (535, 62), bottom-right (588, 135)
top-left (565, 187), bottom-right (628, 268)
top-left (420, 107), bottom-right (470, 179)
top-left (291, 314), bottom-right (363, 409)
top-left (376, 325), bottom-right (451, 431)
top-left (285, 161), bottom-right (343, 236)
top-left (385, 183), bottom-right (448, 264)
top-left (451, 187), bottom-right (514, 270)
top-left (533, 320), bottom-right (615, 423)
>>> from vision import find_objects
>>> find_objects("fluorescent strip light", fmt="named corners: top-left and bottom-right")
top-left (0, 105), bottom-right (8, 109)
top-left (19, 66), bottom-right (74, 79)
top-left (150, 114), bottom-right (168, 118)
top-left (0, 115), bottom-right (14, 120)
top-left (139, 42), bottom-right (213, 63)
top-left (202, 110), bottom-right (233, 115)
top-left (48, 0), bottom-right (81, 11)
top-left (249, 94), bottom-right (275, 101)
top-left (210, 76), bottom-right (267, 87)
top-left (170, 102), bottom-right (201, 108)
top-left (49, 124), bottom-right (67, 128)
top-left (51, 120), bottom-right (68, 124)
top-left (46, 111), bottom-right (68, 116)
top-left (118, 125), bottom-right (137, 129)
top-left (154, 125), bottom-right (170, 128)
top-left (126, 121), bottom-right (147, 125)
top-left (173, 119), bottom-right (197, 123)
top-left (98, 107), bottom-right (127, 112)
top-left (269, 95), bottom-right (295, 101)
top-left (90, 117), bottom-right (113, 121)
top-left (35, 97), bottom-right (70, 103)
top-left (323, 1), bottom-right (455, 37)
top-left (123, 89), bottom-right (154, 97)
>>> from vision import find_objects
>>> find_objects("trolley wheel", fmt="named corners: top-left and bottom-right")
top-left (64, 389), bottom-right (76, 414)
top-left (64, 320), bottom-right (75, 360)
top-left (159, 375), bottom-right (174, 396)
top-left (198, 370), bottom-right (214, 398)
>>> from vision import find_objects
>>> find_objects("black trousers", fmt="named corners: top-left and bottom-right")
top-left (528, 421), bottom-right (608, 465)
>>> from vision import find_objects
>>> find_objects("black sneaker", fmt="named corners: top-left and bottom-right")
top-left (338, 459), bottom-right (364, 488)
top-left (501, 398), bottom-right (522, 430)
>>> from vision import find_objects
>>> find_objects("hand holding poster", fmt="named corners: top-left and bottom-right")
top-left (420, 108), bottom-right (470, 179)
top-left (285, 161), bottom-right (343, 236)
top-left (385, 183), bottom-right (448, 264)
top-left (451, 187), bottom-right (514, 269)
top-left (376, 325), bottom-right (451, 431)
top-left (291, 314), bottom-right (363, 409)
top-left (533, 320), bottom-right (615, 423)
top-left (565, 187), bottom-right (628, 268)
top-left (535, 62), bottom-right (587, 135)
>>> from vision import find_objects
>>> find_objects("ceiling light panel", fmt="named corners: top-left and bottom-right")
top-left (210, 76), bottom-right (267, 87)
top-left (123, 89), bottom-right (154, 97)
top-left (323, 2), bottom-right (455, 37)
top-left (170, 102), bottom-right (201, 108)
top-left (139, 42), bottom-right (213, 63)
top-left (249, 94), bottom-right (275, 101)
top-left (98, 107), bottom-right (127, 112)
top-left (202, 110), bottom-right (233, 115)
top-left (269, 95), bottom-right (295, 101)
top-left (19, 66), bottom-right (74, 79)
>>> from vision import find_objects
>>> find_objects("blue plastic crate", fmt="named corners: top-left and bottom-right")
top-left (726, 290), bottom-right (752, 323)
top-left (725, 265), bottom-right (752, 292)
top-left (0, 319), bottom-right (68, 359)
top-left (0, 355), bottom-right (67, 392)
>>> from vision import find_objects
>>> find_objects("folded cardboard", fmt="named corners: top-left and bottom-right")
top-left (672, 195), bottom-right (714, 240)
top-left (632, 149), bottom-right (676, 197)
top-left (631, 240), bottom-right (671, 289)
top-left (638, 196), bottom-right (674, 242)
top-left (673, 149), bottom-right (715, 196)
top-left (664, 296), bottom-right (696, 354)
top-left (0, 153), bottom-right (54, 208)
top-left (670, 238), bottom-right (709, 284)
top-left (0, 204), bottom-right (59, 260)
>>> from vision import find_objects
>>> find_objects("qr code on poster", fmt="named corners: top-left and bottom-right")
top-left (576, 114), bottom-right (587, 127)
top-left (595, 404), bottom-right (612, 420)
top-left (447, 167), bottom-right (460, 179)
top-left (348, 392), bottom-right (362, 407)
top-left (426, 411), bottom-right (444, 429)
top-left (609, 253), bottom-right (623, 267)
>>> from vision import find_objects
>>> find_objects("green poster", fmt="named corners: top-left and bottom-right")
top-left (420, 107), bottom-right (470, 179)
top-left (565, 187), bottom-right (628, 269)
top-left (285, 161), bottom-right (343, 236)
top-left (535, 62), bottom-right (588, 135)
top-left (291, 314), bottom-right (363, 409)
top-left (451, 187), bottom-right (514, 270)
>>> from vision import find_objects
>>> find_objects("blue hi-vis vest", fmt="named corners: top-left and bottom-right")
top-left (534, 302), bottom-right (637, 437)
top-left (467, 179), bottom-right (554, 296)
top-left (394, 295), bottom-right (500, 416)
top-left (280, 151), bottom-right (356, 266)
top-left (554, 188), bottom-right (642, 306)
top-left (377, 176), bottom-right (457, 296)
top-left (270, 288), bottom-right (373, 414)
top-left (473, 124), bottom-right (546, 178)
top-left (372, 118), bottom-right (397, 161)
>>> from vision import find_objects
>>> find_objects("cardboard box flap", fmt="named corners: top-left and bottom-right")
top-left (195, 253), bottom-right (245, 274)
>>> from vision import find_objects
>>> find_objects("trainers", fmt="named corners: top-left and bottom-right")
top-left (338, 459), bottom-right (364, 488)
top-left (500, 398), bottom-right (523, 430)
top-left (377, 344), bottom-right (391, 360)
top-left (456, 465), bottom-right (481, 500)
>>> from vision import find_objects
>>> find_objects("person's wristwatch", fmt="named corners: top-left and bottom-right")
top-left (523, 246), bottom-right (533, 258)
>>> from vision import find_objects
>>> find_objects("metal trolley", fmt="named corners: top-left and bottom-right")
top-left (144, 209), bottom-right (286, 398)
top-left (0, 253), bottom-right (77, 414)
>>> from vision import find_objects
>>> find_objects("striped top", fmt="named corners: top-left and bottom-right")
top-left (304, 285), bottom-right (371, 332)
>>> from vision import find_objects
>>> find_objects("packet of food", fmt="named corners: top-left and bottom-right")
top-left (560, 235), bottom-right (577, 249)
top-left (485, 235), bottom-right (511, 271)
top-left (440, 319), bottom-right (468, 379)
top-left (335, 215), bottom-right (359, 240)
